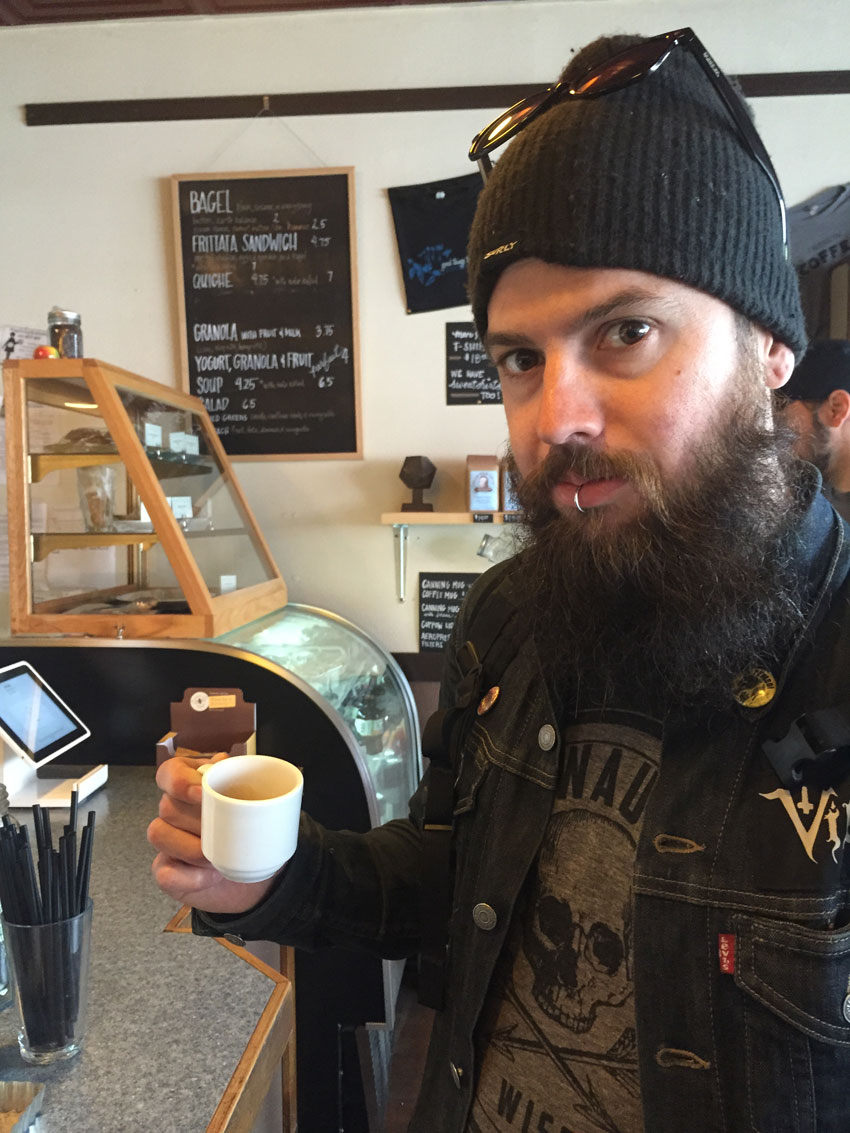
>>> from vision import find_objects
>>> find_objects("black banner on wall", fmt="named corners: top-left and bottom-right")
top-left (172, 169), bottom-right (361, 460)
top-left (419, 572), bottom-right (480, 653)
top-left (445, 322), bottom-right (501, 405)
top-left (387, 172), bottom-right (481, 314)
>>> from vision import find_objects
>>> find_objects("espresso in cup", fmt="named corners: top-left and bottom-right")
top-left (200, 755), bottom-right (303, 883)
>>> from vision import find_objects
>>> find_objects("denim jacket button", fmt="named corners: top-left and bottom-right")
top-left (450, 1061), bottom-right (464, 1088)
top-left (538, 724), bottom-right (556, 751)
top-left (477, 686), bottom-right (500, 715)
top-left (843, 994), bottom-right (850, 1024)
top-left (472, 902), bottom-right (498, 931)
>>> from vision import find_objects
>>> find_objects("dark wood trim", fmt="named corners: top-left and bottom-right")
top-left (24, 86), bottom-right (535, 126)
top-left (393, 652), bottom-right (443, 684)
top-left (24, 71), bottom-right (850, 127)
top-left (741, 71), bottom-right (850, 97)
top-left (0, 0), bottom-right (486, 27)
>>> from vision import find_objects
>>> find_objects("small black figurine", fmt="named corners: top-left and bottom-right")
top-left (400, 455), bottom-right (436, 511)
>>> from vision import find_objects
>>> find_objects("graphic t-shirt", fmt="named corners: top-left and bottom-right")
top-left (467, 709), bottom-right (662, 1133)
top-left (387, 172), bottom-right (482, 314)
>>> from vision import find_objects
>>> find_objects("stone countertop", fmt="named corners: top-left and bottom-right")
top-left (0, 765), bottom-right (278, 1132)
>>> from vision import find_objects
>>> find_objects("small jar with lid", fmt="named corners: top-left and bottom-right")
top-left (47, 308), bottom-right (83, 358)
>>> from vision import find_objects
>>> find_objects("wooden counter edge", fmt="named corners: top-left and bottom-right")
top-left (165, 905), bottom-right (296, 1133)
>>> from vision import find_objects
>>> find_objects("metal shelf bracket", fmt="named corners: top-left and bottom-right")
top-left (392, 523), bottom-right (409, 602)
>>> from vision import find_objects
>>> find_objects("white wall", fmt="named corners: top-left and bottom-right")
top-left (1, 0), bottom-right (848, 652)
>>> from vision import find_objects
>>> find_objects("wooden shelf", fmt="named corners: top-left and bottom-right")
top-left (179, 526), bottom-right (248, 539)
top-left (30, 450), bottom-right (213, 483)
top-left (381, 511), bottom-right (521, 525)
top-left (31, 525), bottom-right (251, 560)
top-left (30, 451), bottom-right (122, 482)
top-left (32, 531), bottom-right (158, 561)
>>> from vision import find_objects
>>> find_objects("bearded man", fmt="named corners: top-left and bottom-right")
top-left (149, 29), bottom-right (850, 1133)
top-left (780, 337), bottom-right (850, 522)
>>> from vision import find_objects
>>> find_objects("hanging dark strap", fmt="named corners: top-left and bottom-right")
top-left (417, 574), bottom-right (521, 1009)
top-left (762, 703), bottom-right (850, 789)
top-left (761, 512), bottom-right (850, 790)
top-left (418, 680), bottom-right (475, 1009)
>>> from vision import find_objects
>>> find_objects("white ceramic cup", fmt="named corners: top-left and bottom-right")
top-left (199, 755), bottom-right (303, 884)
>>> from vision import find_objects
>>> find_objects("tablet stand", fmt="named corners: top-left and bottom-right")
top-left (1, 740), bottom-right (108, 808)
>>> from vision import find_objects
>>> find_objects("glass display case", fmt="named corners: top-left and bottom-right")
top-left (217, 603), bottom-right (420, 825)
top-left (3, 358), bottom-right (287, 639)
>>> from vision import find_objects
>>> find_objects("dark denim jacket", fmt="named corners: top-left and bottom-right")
top-left (197, 487), bottom-right (850, 1132)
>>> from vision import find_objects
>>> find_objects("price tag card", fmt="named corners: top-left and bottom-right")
top-left (168, 496), bottom-right (193, 519)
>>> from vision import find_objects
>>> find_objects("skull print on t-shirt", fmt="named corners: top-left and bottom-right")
top-left (468, 710), bottom-right (661, 1133)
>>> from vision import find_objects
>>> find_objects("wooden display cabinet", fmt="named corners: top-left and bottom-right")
top-left (3, 358), bottom-right (287, 638)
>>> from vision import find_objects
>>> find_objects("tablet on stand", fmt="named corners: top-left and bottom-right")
top-left (0, 661), bottom-right (108, 808)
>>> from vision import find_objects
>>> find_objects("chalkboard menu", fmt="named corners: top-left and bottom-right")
top-left (172, 169), bottom-right (361, 460)
top-left (419, 572), bottom-right (480, 653)
top-left (445, 322), bottom-right (501, 406)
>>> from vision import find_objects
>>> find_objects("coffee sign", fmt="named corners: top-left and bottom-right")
top-left (419, 573), bottom-right (480, 653)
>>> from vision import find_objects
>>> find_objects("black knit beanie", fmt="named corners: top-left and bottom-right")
top-left (467, 33), bottom-right (807, 356)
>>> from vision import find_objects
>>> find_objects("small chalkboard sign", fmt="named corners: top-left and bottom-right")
top-left (419, 572), bottom-right (480, 653)
top-left (445, 322), bottom-right (501, 406)
top-left (172, 169), bottom-right (361, 460)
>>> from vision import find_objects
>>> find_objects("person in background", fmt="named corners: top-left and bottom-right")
top-left (149, 28), bottom-right (850, 1133)
top-left (780, 337), bottom-right (850, 520)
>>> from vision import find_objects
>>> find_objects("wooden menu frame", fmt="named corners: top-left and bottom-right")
top-left (171, 168), bottom-right (362, 462)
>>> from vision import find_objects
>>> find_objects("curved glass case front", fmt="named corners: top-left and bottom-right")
top-left (216, 603), bottom-right (422, 826)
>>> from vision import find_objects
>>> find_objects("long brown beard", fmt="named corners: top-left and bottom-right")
top-left (508, 349), bottom-right (809, 714)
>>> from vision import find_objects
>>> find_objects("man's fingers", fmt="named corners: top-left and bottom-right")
top-left (150, 850), bottom-right (277, 914)
top-left (155, 752), bottom-right (229, 803)
top-left (157, 793), bottom-right (202, 837)
top-left (150, 852), bottom-right (219, 905)
top-left (147, 815), bottom-right (205, 865)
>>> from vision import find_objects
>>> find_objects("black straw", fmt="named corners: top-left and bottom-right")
top-left (0, 804), bottom-right (96, 1052)
top-left (0, 804), bottom-right (95, 926)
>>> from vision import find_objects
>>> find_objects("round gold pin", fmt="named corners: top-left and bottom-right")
top-left (477, 686), bottom-right (500, 715)
top-left (732, 668), bottom-right (777, 708)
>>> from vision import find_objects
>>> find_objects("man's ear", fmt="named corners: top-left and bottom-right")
top-left (821, 389), bottom-right (850, 428)
top-left (762, 336), bottom-right (796, 391)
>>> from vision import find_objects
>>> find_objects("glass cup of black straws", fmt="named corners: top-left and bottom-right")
top-left (0, 796), bottom-right (95, 1064)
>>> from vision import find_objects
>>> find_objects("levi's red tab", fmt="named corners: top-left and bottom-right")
top-left (718, 933), bottom-right (736, 974)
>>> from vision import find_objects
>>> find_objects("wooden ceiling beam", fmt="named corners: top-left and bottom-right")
top-left (1, 0), bottom-right (484, 25)
top-left (22, 71), bottom-right (850, 127)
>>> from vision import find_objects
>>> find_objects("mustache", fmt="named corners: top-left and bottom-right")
top-left (519, 444), bottom-right (669, 517)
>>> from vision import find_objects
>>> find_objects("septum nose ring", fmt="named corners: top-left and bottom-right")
top-left (574, 487), bottom-right (586, 514)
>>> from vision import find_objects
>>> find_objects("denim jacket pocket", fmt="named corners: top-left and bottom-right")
top-left (733, 913), bottom-right (850, 1046)
top-left (730, 914), bottom-right (850, 1131)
